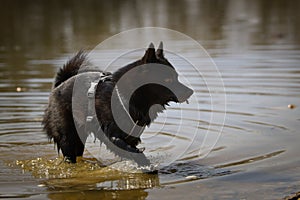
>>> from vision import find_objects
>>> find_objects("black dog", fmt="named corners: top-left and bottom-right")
top-left (43, 42), bottom-right (193, 168)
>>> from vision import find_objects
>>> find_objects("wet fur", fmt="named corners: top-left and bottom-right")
top-left (43, 43), bottom-right (193, 166)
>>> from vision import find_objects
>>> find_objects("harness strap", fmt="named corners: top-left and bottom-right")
top-left (115, 85), bottom-right (145, 139)
top-left (85, 72), bottom-right (111, 135)
top-left (85, 72), bottom-right (144, 139)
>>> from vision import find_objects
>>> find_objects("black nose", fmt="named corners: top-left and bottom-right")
top-left (186, 87), bottom-right (193, 97)
top-left (177, 85), bottom-right (193, 103)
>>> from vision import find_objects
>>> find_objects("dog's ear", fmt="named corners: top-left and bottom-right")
top-left (156, 41), bottom-right (164, 58)
top-left (142, 43), bottom-right (156, 63)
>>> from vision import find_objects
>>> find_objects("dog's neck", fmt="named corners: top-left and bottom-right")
top-left (116, 85), bottom-right (166, 128)
top-left (111, 60), bottom-right (167, 126)
top-left (114, 84), bottom-right (151, 126)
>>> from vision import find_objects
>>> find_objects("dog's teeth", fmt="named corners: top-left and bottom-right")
top-left (186, 100), bottom-right (189, 104)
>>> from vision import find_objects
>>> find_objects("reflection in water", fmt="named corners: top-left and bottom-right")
top-left (0, 0), bottom-right (300, 199)
top-left (12, 157), bottom-right (159, 190)
top-left (47, 189), bottom-right (148, 200)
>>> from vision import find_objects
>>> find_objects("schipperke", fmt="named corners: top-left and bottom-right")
top-left (43, 42), bottom-right (193, 169)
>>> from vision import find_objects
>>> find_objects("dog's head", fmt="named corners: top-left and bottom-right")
top-left (112, 42), bottom-right (193, 124)
top-left (137, 42), bottom-right (193, 103)
top-left (123, 42), bottom-right (193, 118)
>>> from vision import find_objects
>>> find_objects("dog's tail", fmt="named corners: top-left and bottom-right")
top-left (54, 50), bottom-right (87, 88)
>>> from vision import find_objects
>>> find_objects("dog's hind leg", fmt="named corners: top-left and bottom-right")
top-left (59, 129), bottom-right (87, 163)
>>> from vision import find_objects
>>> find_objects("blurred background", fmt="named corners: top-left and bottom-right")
top-left (0, 0), bottom-right (299, 67)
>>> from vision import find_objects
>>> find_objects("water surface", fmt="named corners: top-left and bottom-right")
top-left (0, 1), bottom-right (300, 199)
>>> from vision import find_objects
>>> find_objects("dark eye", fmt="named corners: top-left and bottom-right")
top-left (164, 78), bottom-right (173, 83)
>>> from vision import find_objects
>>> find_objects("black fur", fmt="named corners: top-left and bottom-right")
top-left (54, 50), bottom-right (86, 88)
top-left (43, 42), bottom-right (193, 167)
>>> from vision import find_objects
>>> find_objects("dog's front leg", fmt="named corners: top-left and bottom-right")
top-left (109, 137), bottom-right (151, 167)
top-left (111, 137), bottom-right (141, 153)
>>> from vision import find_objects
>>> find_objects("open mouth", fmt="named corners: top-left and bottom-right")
top-left (177, 88), bottom-right (193, 104)
top-left (178, 98), bottom-right (189, 104)
top-left (169, 96), bottom-right (190, 104)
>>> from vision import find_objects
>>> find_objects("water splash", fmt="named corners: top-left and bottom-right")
top-left (10, 157), bottom-right (160, 190)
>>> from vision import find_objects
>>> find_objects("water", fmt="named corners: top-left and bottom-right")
top-left (1, 1), bottom-right (300, 199)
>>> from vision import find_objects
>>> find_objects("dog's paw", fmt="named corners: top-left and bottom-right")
top-left (63, 156), bottom-right (76, 163)
top-left (138, 147), bottom-right (145, 153)
top-left (111, 137), bottom-right (141, 153)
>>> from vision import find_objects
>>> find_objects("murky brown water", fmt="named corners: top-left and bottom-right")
top-left (1, 0), bottom-right (300, 199)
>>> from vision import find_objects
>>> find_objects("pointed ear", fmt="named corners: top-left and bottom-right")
top-left (142, 43), bottom-right (156, 63)
top-left (156, 41), bottom-right (164, 58)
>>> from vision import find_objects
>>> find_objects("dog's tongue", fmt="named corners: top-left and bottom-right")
top-left (186, 100), bottom-right (189, 104)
